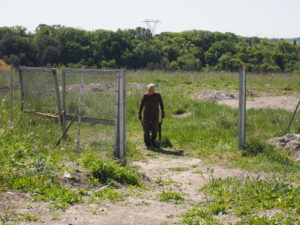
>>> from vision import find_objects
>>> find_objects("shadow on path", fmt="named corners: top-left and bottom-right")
top-left (148, 147), bottom-right (185, 156)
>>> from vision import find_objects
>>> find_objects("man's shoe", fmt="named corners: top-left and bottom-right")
top-left (151, 141), bottom-right (159, 148)
top-left (145, 143), bottom-right (152, 149)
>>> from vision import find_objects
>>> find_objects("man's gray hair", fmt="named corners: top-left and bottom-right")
top-left (147, 83), bottom-right (155, 89)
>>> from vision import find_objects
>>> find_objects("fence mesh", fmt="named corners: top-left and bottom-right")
top-left (0, 66), bottom-right (126, 158)
top-left (62, 69), bottom-right (125, 157)
top-left (245, 73), bottom-right (300, 135)
top-left (19, 67), bottom-right (60, 114)
top-left (0, 67), bottom-right (19, 122)
top-left (0, 68), bottom-right (11, 122)
top-left (63, 71), bottom-right (117, 120)
top-left (0, 68), bottom-right (10, 101)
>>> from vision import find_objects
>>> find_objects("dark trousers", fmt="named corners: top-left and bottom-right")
top-left (143, 116), bottom-right (158, 146)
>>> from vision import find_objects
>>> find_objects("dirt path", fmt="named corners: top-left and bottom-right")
top-left (1, 152), bottom-right (253, 225)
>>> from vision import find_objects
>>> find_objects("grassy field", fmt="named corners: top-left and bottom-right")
top-left (126, 71), bottom-right (300, 177)
top-left (126, 70), bottom-right (300, 224)
top-left (0, 70), bottom-right (300, 224)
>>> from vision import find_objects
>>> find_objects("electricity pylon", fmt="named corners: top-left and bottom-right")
top-left (143, 19), bottom-right (161, 35)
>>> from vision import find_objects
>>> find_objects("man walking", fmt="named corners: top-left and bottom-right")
top-left (138, 84), bottom-right (165, 149)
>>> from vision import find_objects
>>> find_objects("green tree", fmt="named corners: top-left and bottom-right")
top-left (205, 40), bottom-right (235, 66)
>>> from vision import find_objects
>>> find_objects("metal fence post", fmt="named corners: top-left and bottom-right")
top-left (61, 70), bottom-right (66, 135)
top-left (114, 73), bottom-right (121, 158)
top-left (18, 68), bottom-right (24, 112)
top-left (9, 65), bottom-right (13, 123)
top-left (119, 71), bottom-right (126, 160)
top-left (52, 68), bottom-right (64, 133)
top-left (238, 66), bottom-right (246, 149)
top-left (77, 67), bottom-right (84, 153)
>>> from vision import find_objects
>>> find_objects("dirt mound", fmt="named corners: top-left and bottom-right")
top-left (269, 134), bottom-right (300, 161)
top-left (191, 90), bottom-right (238, 102)
top-left (66, 82), bottom-right (115, 93)
top-left (191, 90), bottom-right (300, 111)
top-left (128, 83), bottom-right (143, 89)
top-left (58, 161), bottom-right (91, 189)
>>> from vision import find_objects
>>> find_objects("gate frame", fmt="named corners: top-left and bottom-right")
top-left (61, 68), bottom-right (126, 160)
top-left (17, 66), bottom-right (63, 129)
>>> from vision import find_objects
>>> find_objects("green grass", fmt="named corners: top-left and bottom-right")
top-left (0, 213), bottom-right (40, 225)
top-left (88, 186), bottom-right (127, 203)
top-left (126, 70), bottom-right (300, 177)
top-left (234, 214), bottom-right (300, 225)
top-left (157, 190), bottom-right (184, 204)
top-left (155, 177), bottom-right (179, 186)
top-left (181, 208), bottom-right (222, 225)
top-left (0, 104), bottom-right (82, 211)
top-left (201, 176), bottom-right (300, 216)
top-left (181, 176), bottom-right (300, 224)
top-left (80, 151), bottom-right (141, 186)
top-left (1, 70), bottom-right (300, 220)
top-left (169, 167), bottom-right (189, 172)
top-left (50, 213), bottom-right (61, 221)
top-left (0, 96), bottom-right (140, 213)
top-left (18, 213), bottom-right (39, 222)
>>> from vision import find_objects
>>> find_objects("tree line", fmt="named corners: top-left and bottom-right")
top-left (0, 24), bottom-right (299, 72)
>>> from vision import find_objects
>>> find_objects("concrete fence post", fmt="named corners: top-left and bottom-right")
top-left (238, 66), bottom-right (246, 149)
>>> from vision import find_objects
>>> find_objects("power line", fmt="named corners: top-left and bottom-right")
top-left (142, 19), bottom-right (161, 35)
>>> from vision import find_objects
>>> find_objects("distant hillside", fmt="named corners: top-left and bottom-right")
top-left (0, 25), bottom-right (299, 72)
top-left (270, 37), bottom-right (300, 43)
top-left (285, 37), bottom-right (300, 42)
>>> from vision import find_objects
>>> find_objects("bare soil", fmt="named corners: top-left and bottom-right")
top-left (65, 82), bottom-right (144, 94)
top-left (191, 90), bottom-right (300, 111)
top-left (1, 90), bottom-right (299, 224)
top-left (66, 83), bottom-right (116, 93)
top-left (269, 134), bottom-right (300, 161)
top-left (0, 153), bottom-right (253, 225)
top-left (219, 95), bottom-right (300, 111)
top-left (127, 83), bottom-right (144, 90)
top-left (191, 90), bottom-right (237, 102)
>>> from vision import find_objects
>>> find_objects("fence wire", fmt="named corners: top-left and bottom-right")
top-left (63, 71), bottom-right (117, 120)
top-left (245, 72), bottom-right (300, 135)
top-left (62, 69), bottom-right (125, 158)
top-left (1, 65), bottom-right (126, 158)
top-left (0, 68), bottom-right (10, 101)
top-left (0, 66), bottom-right (19, 123)
top-left (19, 67), bottom-right (60, 114)
top-left (0, 68), bottom-right (11, 122)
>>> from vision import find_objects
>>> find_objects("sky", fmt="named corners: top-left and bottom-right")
top-left (1, 0), bottom-right (299, 38)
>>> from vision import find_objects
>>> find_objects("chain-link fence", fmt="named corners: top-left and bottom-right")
top-left (18, 67), bottom-right (61, 115)
top-left (62, 69), bottom-right (125, 158)
top-left (0, 66), bottom-right (126, 159)
top-left (1, 64), bottom-right (299, 159)
top-left (244, 71), bottom-right (300, 143)
top-left (0, 67), bottom-right (11, 122)
top-left (0, 65), bottom-right (19, 123)
top-left (239, 67), bottom-right (300, 148)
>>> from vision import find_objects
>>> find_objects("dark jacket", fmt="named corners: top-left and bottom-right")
top-left (139, 92), bottom-right (164, 118)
